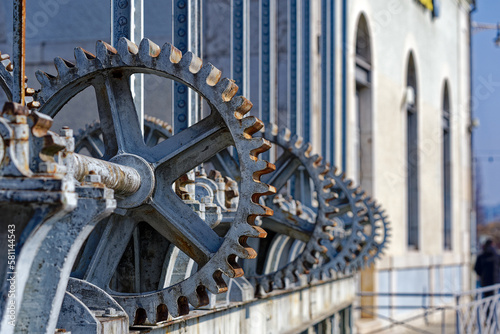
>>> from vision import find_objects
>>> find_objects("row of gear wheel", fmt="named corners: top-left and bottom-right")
top-left (0, 36), bottom-right (390, 332)
top-left (73, 113), bottom-right (391, 298)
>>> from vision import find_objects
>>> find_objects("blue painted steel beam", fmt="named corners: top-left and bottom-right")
top-left (173, 0), bottom-right (189, 134)
top-left (112, 0), bottom-right (144, 132)
top-left (341, 0), bottom-right (347, 172)
top-left (321, 0), bottom-right (328, 160)
top-left (329, 0), bottom-right (336, 165)
top-left (302, 0), bottom-right (311, 143)
top-left (288, 0), bottom-right (298, 133)
top-left (231, 0), bottom-right (249, 97)
top-left (172, 0), bottom-right (200, 133)
top-left (259, 0), bottom-right (276, 161)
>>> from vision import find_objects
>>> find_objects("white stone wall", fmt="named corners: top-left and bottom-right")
top-left (342, 0), bottom-right (472, 269)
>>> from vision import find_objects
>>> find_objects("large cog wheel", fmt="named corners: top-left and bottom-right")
top-left (35, 38), bottom-right (275, 321)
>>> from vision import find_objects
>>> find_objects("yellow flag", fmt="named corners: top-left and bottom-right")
top-left (419, 0), bottom-right (434, 11)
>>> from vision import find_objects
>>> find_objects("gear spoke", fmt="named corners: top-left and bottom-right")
top-left (261, 212), bottom-right (313, 243)
top-left (80, 134), bottom-right (105, 158)
top-left (84, 215), bottom-right (138, 288)
top-left (261, 152), bottom-right (301, 191)
top-left (151, 116), bottom-right (233, 182)
top-left (93, 75), bottom-right (144, 156)
top-left (209, 148), bottom-right (241, 181)
top-left (141, 191), bottom-right (224, 266)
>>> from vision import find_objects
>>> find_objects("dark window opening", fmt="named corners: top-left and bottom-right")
top-left (407, 53), bottom-right (419, 250)
top-left (443, 82), bottom-right (452, 250)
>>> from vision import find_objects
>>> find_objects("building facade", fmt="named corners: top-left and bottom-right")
top-left (343, 0), bottom-right (473, 329)
top-left (0, 0), bottom-right (473, 332)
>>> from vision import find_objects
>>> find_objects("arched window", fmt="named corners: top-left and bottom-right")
top-left (353, 14), bottom-right (372, 192)
top-left (443, 81), bottom-right (452, 250)
top-left (406, 52), bottom-right (419, 250)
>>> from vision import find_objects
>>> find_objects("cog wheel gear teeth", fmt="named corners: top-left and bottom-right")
top-left (231, 95), bottom-right (253, 118)
top-left (37, 38), bottom-right (277, 319)
top-left (0, 52), bottom-right (40, 108)
top-left (276, 126), bottom-right (291, 145)
top-left (137, 39), bottom-right (162, 67)
top-left (241, 116), bottom-right (264, 136)
top-left (217, 78), bottom-right (239, 102)
top-left (144, 115), bottom-right (173, 134)
top-left (250, 124), bottom-right (342, 291)
top-left (263, 122), bottom-right (279, 142)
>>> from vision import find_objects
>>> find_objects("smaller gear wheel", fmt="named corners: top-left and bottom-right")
top-left (346, 197), bottom-right (390, 271)
top-left (246, 124), bottom-right (353, 292)
top-left (0, 51), bottom-right (39, 108)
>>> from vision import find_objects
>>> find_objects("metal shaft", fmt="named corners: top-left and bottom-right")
top-left (13, 0), bottom-right (26, 105)
top-left (71, 153), bottom-right (141, 196)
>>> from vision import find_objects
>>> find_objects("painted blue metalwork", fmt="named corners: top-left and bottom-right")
top-left (259, 0), bottom-right (276, 161)
top-left (329, 0), bottom-right (336, 165)
top-left (111, 0), bottom-right (131, 46)
top-left (321, 0), bottom-right (328, 160)
top-left (111, 0), bottom-right (144, 132)
top-left (173, 0), bottom-right (189, 134)
top-left (341, 0), bottom-right (347, 172)
top-left (231, 0), bottom-right (249, 97)
top-left (288, 0), bottom-right (298, 133)
top-left (302, 0), bottom-right (311, 143)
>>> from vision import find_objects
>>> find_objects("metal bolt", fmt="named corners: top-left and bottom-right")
top-left (84, 174), bottom-right (102, 183)
top-left (104, 307), bottom-right (116, 316)
top-left (201, 196), bottom-right (213, 204)
top-left (60, 126), bottom-right (73, 138)
top-left (39, 162), bottom-right (58, 174)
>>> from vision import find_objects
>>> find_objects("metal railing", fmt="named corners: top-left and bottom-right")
top-left (358, 283), bottom-right (500, 334)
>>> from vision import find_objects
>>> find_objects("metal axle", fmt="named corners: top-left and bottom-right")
top-left (71, 153), bottom-right (141, 196)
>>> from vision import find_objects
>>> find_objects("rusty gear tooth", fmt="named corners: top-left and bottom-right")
top-left (35, 70), bottom-right (57, 88)
top-left (138, 38), bottom-right (161, 59)
top-left (54, 57), bottom-right (76, 77)
top-left (25, 87), bottom-right (35, 96)
top-left (230, 95), bottom-right (253, 118)
top-left (116, 37), bottom-right (139, 65)
top-left (241, 116), bottom-right (264, 136)
top-left (197, 62), bottom-right (221, 87)
top-left (95, 40), bottom-right (118, 65)
top-left (264, 122), bottom-right (279, 140)
top-left (276, 126), bottom-right (291, 144)
top-left (216, 78), bottom-right (239, 102)
top-left (247, 137), bottom-right (272, 159)
top-left (73, 47), bottom-right (98, 75)
top-left (160, 42), bottom-right (182, 64)
top-left (184, 51), bottom-right (203, 74)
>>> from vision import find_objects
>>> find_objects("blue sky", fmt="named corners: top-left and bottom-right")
top-left (472, 0), bottom-right (500, 206)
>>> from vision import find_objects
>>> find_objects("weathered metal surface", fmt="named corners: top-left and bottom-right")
top-left (57, 278), bottom-right (129, 334)
top-left (33, 38), bottom-right (276, 323)
top-left (127, 276), bottom-right (356, 334)
top-left (71, 153), bottom-right (142, 196)
top-left (0, 1), bottom-right (394, 331)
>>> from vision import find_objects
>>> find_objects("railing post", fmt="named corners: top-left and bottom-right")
top-left (455, 295), bottom-right (461, 334)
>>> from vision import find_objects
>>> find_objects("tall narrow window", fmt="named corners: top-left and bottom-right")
top-left (354, 15), bottom-right (372, 192)
top-left (443, 82), bottom-right (452, 250)
top-left (406, 53), bottom-right (419, 249)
